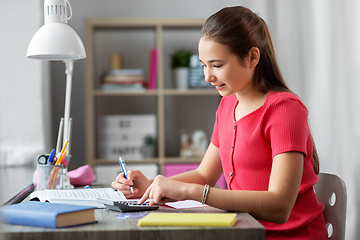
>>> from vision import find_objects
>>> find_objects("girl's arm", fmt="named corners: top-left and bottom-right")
top-left (140, 143), bottom-right (303, 224)
top-left (137, 142), bottom-right (223, 203)
top-left (194, 150), bottom-right (303, 223)
top-left (168, 142), bottom-right (224, 187)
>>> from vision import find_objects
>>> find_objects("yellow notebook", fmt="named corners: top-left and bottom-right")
top-left (137, 213), bottom-right (237, 227)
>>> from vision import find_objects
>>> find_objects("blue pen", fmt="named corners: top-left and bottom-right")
top-left (119, 157), bottom-right (134, 193)
top-left (48, 149), bottom-right (55, 165)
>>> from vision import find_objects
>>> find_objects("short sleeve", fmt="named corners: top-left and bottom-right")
top-left (264, 98), bottom-right (310, 158)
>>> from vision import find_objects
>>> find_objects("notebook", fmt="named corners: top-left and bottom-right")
top-left (29, 188), bottom-right (127, 208)
top-left (137, 212), bottom-right (237, 227)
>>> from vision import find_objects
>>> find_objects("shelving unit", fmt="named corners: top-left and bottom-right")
top-left (85, 18), bottom-right (221, 176)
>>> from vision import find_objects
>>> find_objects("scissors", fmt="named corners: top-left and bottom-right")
top-left (37, 154), bottom-right (49, 165)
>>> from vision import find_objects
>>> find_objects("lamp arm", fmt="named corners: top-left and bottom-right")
top-left (63, 60), bottom-right (74, 151)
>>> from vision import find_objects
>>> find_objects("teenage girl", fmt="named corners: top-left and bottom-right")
top-left (112, 6), bottom-right (328, 239)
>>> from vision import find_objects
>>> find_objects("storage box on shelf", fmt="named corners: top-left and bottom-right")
top-left (94, 163), bottom-right (159, 186)
top-left (97, 114), bottom-right (157, 160)
top-left (85, 18), bottom-right (221, 181)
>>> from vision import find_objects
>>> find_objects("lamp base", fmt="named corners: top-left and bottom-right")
top-left (62, 171), bottom-right (74, 189)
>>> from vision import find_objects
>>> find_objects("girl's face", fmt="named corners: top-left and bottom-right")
top-left (198, 38), bottom-right (255, 97)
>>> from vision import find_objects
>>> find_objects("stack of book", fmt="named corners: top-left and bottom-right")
top-left (99, 69), bottom-right (145, 91)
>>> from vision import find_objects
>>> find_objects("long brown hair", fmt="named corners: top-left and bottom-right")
top-left (200, 6), bottom-right (319, 174)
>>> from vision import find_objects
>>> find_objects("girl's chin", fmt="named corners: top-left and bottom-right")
top-left (217, 90), bottom-right (233, 97)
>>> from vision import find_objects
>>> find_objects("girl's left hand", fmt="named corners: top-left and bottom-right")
top-left (138, 175), bottom-right (189, 205)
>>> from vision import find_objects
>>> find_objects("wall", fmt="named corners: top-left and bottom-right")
top-left (0, 0), bottom-right (48, 166)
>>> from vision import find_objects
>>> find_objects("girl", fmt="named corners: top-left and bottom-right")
top-left (112, 6), bottom-right (328, 239)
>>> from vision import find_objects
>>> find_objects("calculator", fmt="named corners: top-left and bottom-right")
top-left (97, 198), bottom-right (159, 212)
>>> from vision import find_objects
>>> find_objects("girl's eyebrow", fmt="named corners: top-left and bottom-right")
top-left (199, 59), bottom-right (224, 64)
top-left (209, 59), bottom-right (224, 63)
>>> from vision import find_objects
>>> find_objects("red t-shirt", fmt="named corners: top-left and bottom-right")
top-left (211, 91), bottom-right (327, 239)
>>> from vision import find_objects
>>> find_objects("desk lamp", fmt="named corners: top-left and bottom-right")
top-left (27, 0), bottom-right (86, 188)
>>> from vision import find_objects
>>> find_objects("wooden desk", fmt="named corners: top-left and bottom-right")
top-left (0, 166), bottom-right (265, 240)
top-left (1, 205), bottom-right (264, 240)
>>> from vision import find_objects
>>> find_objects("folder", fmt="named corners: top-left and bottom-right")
top-left (137, 212), bottom-right (237, 227)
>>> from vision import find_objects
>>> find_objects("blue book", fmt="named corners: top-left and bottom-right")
top-left (0, 201), bottom-right (97, 228)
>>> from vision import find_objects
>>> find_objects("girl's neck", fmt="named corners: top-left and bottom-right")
top-left (235, 86), bottom-right (267, 103)
top-left (234, 90), bottom-right (268, 121)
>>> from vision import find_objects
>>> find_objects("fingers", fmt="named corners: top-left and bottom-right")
top-left (124, 188), bottom-right (139, 198)
top-left (115, 172), bottom-right (124, 183)
top-left (111, 180), bottom-right (131, 191)
top-left (149, 184), bottom-right (163, 204)
top-left (114, 173), bottom-right (133, 188)
top-left (115, 172), bottom-right (129, 183)
top-left (111, 181), bottom-right (138, 198)
top-left (138, 183), bottom-right (152, 204)
top-left (111, 171), bottom-right (138, 198)
top-left (137, 178), bottom-right (168, 206)
top-left (127, 170), bottom-right (135, 182)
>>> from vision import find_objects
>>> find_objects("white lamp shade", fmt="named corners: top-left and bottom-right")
top-left (27, 22), bottom-right (86, 60)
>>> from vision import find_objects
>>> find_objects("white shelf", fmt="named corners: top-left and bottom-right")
top-left (85, 18), bottom-right (220, 175)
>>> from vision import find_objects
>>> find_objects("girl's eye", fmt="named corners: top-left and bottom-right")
top-left (201, 64), bottom-right (205, 68)
top-left (214, 65), bottom-right (223, 68)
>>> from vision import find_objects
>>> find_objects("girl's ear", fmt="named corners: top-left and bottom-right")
top-left (248, 47), bottom-right (260, 69)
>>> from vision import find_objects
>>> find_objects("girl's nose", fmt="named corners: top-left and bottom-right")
top-left (205, 75), bottom-right (216, 83)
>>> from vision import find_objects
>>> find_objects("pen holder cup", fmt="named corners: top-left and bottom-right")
top-left (36, 164), bottom-right (64, 191)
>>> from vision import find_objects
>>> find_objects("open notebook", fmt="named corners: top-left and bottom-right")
top-left (29, 188), bottom-right (127, 208)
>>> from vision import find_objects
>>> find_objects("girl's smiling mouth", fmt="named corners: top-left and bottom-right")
top-left (214, 83), bottom-right (226, 90)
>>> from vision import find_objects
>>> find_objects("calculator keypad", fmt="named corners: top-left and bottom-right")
top-left (97, 198), bottom-right (158, 212)
top-left (117, 201), bottom-right (149, 206)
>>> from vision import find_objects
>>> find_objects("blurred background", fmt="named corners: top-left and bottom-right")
top-left (1, 1), bottom-right (360, 239)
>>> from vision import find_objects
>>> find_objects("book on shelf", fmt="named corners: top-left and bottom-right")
top-left (0, 201), bottom-right (97, 228)
top-left (101, 69), bottom-right (144, 81)
top-left (103, 75), bottom-right (145, 82)
top-left (98, 83), bottom-right (146, 91)
top-left (100, 68), bottom-right (146, 91)
top-left (29, 188), bottom-right (127, 208)
top-left (105, 69), bottom-right (144, 76)
top-left (147, 48), bottom-right (157, 90)
top-left (137, 212), bottom-right (238, 227)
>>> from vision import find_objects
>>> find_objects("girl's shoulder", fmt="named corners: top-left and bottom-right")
top-left (217, 91), bottom-right (307, 111)
top-left (266, 91), bottom-right (307, 109)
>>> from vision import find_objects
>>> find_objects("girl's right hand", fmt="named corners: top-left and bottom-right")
top-left (111, 170), bottom-right (151, 199)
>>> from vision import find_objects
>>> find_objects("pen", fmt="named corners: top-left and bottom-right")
top-left (119, 157), bottom-right (134, 193)
top-left (47, 140), bottom-right (68, 188)
top-left (55, 140), bottom-right (68, 166)
top-left (48, 149), bottom-right (55, 165)
top-left (51, 150), bottom-right (67, 189)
